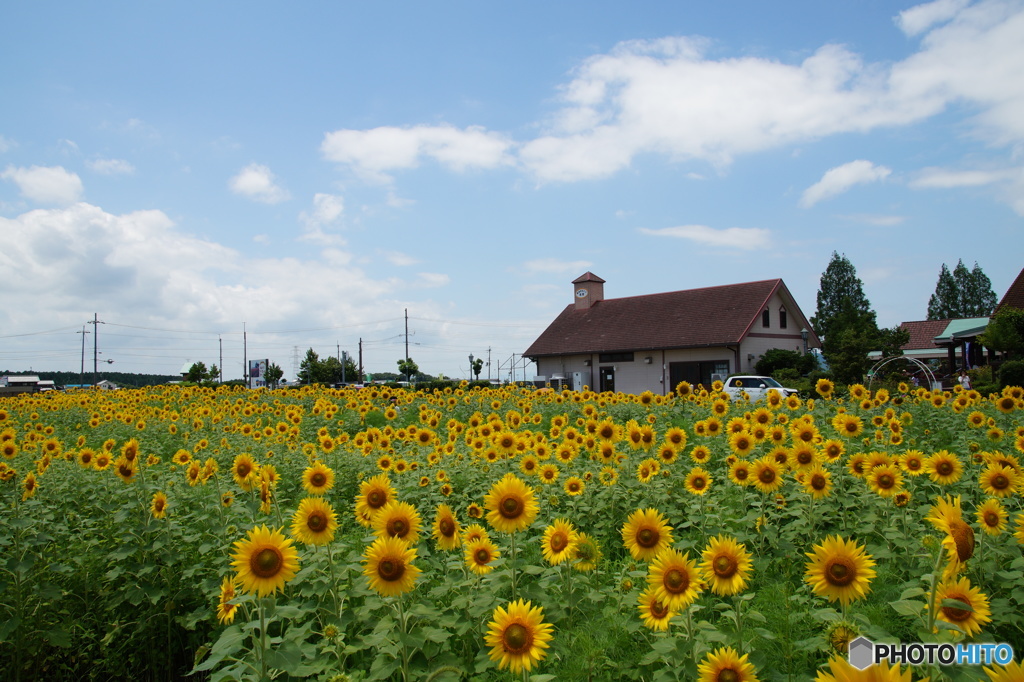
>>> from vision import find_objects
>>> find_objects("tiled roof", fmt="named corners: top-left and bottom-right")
top-left (524, 279), bottom-right (814, 357)
top-left (997, 267), bottom-right (1024, 311)
top-left (898, 320), bottom-right (950, 351)
top-left (572, 272), bottom-right (605, 284)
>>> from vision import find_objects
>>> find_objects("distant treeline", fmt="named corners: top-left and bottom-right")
top-left (2, 370), bottom-right (180, 388)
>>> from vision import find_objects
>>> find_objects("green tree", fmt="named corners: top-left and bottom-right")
top-left (811, 252), bottom-right (877, 341)
top-left (185, 362), bottom-right (209, 383)
top-left (812, 253), bottom-right (881, 384)
top-left (979, 307), bottom-right (1024, 359)
top-left (264, 362), bottom-right (284, 389)
top-left (471, 358), bottom-right (484, 380)
top-left (754, 349), bottom-right (815, 377)
top-left (927, 260), bottom-right (998, 319)
top-left (397, 357), bottom-right (419, 383)
top-left (297, 348), bottom-right (322, 384)
top-left (209, 364), bottom-right (220, 383)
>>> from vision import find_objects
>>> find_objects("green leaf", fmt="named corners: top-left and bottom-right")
top-left (889, 599), bottom-right (926, 617)
top-left (193, 625), bottom-right (248, 672)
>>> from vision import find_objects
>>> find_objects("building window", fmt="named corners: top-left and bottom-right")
top-left (779, 307), bottom-right (787, 329)
top-left (762, 309), bottom-right (770, 328)
top-left (598, 352), bottom-right (634, 363)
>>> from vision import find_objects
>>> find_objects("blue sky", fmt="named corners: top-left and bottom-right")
top-left (2, 0), bottom-right (1022, 382)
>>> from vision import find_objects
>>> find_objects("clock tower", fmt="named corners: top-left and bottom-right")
top-left (572, 272), bottom-right (605, 310)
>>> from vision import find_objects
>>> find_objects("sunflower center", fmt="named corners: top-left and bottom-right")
top-left (984, 512), bottom-right (1000, 527)
top-left (237, 463), bottom-right (251, 478)
top-left (650, 599), bottom-right (670, 619)
top-left (877, 474), bottom-right (894, 489)
top-left (759, 468), bottom-right (776, 484)
top-left (367, 491), bottom-right (386, 508)
top-left (824, 557), bottom-right (856, 587)
top-left (636, 527), bottom-right (659, 548)
top-left (502, 623), bottom-right (532, 654)
top-left (991, 474), bottom-right (1010, 490)
top-left (663, 568), bottom-right (689, 593)
top-left (811, 474), bottom-right (827, 490)
top-left (500, 495), bottom-right (524, 519)
top-left (936, 461), bottom-right (953, 476)
top-left (735, 468), bottom-right (749, 481)
top-left (948, 520), bottom-right (975, 562)
top-left (307, 512), bottom-right (327, 532)
top-left (310, 473), bottom-right (327, 487)
top-left (439, 518), bottom-right (455, 537)
top-left (377, 558), bottom-right (405, 582)
top-left (387, 519), bottom-right (408, 538)
top-left (719, 670), bottom-right (740, 682)
top-left (550, 532), bottom-right (568, 552)
top-left (251, 547), bottom-right (283, 578)
top-left (474, 548), bottom-right (491, 564)
top-left (691, 477), bottom-right (706, 490)
top-left (940, 594), bottom-right (972, 622)
top-left (713, 555), bottom-right (737, 578)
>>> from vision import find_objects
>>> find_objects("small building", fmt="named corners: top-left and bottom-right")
top-left (95, 380), bottom-right (118, 390)
top-left (524, 273), bottom-right (821, 395)
top-left (0, 375), bottom-right (41, 396)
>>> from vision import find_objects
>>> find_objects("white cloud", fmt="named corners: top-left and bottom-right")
top-left (840, 214), bottom-right (907, 226)
top-left (638, 225), bottom-right (771, 250)
top-left (522, 258), bottom-right (594, 275)
top-left (87, 158), bottom-right (136, 175)
top-left (321, 124), bottom-right (513, 181)
top-left (910, 167), bottom-right (1015, 187)
top-left (417, 272), bottom-right (450, 288)
top-left (300, 193), bottom-right (344, 226)
top-left (228, 163), bottom-right (290, 203)
top-left (1, 165), bottom-right (83, 204)
top-left (379, 250), bottom-right (418, 266)
top-left (896, 0), bottom-right (971, 36)
top-left (0, 135), bottom-right (13, 153)
top-left (800, 160), bottom-right (892, 208)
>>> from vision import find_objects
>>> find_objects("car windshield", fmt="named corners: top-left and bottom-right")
top-left (761, 377), bottom-right (783, 388)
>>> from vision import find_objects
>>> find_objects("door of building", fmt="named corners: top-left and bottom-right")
top-left (599, 366), bottom-right (615, 393)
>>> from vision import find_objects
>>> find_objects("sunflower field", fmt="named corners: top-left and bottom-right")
top-left (1, 380), bottom-right (1023, 681)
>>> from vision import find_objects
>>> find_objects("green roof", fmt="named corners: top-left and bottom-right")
top-left (933, 317), bottom-right (989, 343)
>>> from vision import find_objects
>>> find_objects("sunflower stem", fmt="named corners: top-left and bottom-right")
top-left (733, 593), bottom-right (745, 655)
top-left (396, 594), bottom-right (410, 682)
top-left (924, 542), bottom-right (945, 635)
top-left (259, 598), bottom-right (268, 681)
top-left (510, 532), bottom-right (519, 601)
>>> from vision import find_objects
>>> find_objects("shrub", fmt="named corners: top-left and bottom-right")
top-left (755, 348), bottom-right (815, 377)
top-left (999, 360), bottom-right (1024, 389)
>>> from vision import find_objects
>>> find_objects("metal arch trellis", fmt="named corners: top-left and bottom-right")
top-left (867, 356), bottom-right (939, 393)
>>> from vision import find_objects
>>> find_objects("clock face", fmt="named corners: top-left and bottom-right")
top-left (576, 288), bottom-right (588, 298)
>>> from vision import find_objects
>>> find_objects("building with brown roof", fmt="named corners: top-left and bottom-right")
top-left (524, 273), bottom-right (821, 394)
top-left (996, 266), bottom-right (1024, 312)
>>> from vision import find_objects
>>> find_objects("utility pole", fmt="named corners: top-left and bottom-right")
top-left (488, 347), bottom-right (492, 381)
top-left (358, 338), bottom-right (363, 383)
top-left (243, 322), bottom-right (248, 389)
top-left (88, 313), bottom-right (105, 385)
top-left (77, 327), bottom-right (90, 386)
top-left (219, 335), bottom-right (223, 383)
top-left (404, 308), bottom-right (409, 361)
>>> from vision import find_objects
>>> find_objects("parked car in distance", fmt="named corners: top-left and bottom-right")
top-left (722, 375), bottom-right (799, 401)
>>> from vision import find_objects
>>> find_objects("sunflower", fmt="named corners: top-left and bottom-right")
top-left (432, 503), bottom-right (461, 551)
top-left (975, 498), bottom-right (1008, 536)
top-left (216, 575), bottom-right (241, 625)
top-left (150, 491), bottom-right (169, 519)
top-left (925, 450), bottom-right (963, 485)
top-left (599, 466), bottom-right (619, 486)
top-left (700, 535), bottom-right (753, 596)
top-left (927, 495), bottom-right (975, 576)
top-left (804, 535), bottom-right (877, 607)
top-left (814, 655), bottom-right (916, 681)
top-left (231, 525), bottom-right (300, 597)
top-left (750, 457), bottom-right (784, 494)
top-left (113, 456), bottom-right (136, 484)
top-left (290, 497), bottom-right (337, 546)
top-left (685, 467), bottom-right (712, 495)
top-left (535, 518), bottom-right (578, 565)
top-left (363, 535), bottom-right (421, 597)
top-left (866, 464), bottom-right (903, 498)
top-left (538, 463), bottom-right (560, 485)
top-left (621, 508), bottom-right (674, 562)
top-left (832, 413), bottom-right (863, 439)
top-left (462, 522), bottom-right (489, 545)
top-left (984, 661), bottom-right (1024, 681)
top-left (824, 621), bottom-right (860, 656)
top-left (372, 500), bottom-right (422, 544)
top-left (899, 450), bottom-right (926, 475)
top-left (697, 646), bottom-right (760, 682)
top-left (485, 599), bottom-right (554, 674)
top-left (728, 460), bottom-right (753, 487)
top-left (564, 476), bottom-right (585, 496)
top-left (356, 473), bottom-right (397, 526)
top-left (728, 430), bottom-right (756, 457)
top-left (690, 445), bottom-right (712, 464)
top-left (519, 454), bottom-right (540, 476)
top-left (637, 586), bottom-right (677, 631)
top-left (802, 465), bottom-right (832, 499)
top-left (647, 548), bottom-right (704, 610)
top-left (571, 532), bottom-right (602, 572)
top-left (466, 502), bottom-right (484, 519)
top-left (979, 464), bottom-right (1018, 498)
top-left (231, 453), bottom-right (259, 490)
top-left (934, 575), bottom-right (991, 637)
top-left (464, 536), bottom-right (501, 575)
top-left (484, 473), bottom-right (539, 534)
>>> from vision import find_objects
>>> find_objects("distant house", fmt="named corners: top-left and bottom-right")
top-left (876, 318), bottom-right (991, 370)
top-left (995, 266), bottom-right (1024, 312)
top-left (95, 379), bottom-right (118, 390)
top-left (0, 375), bottom-right (41, 396)
top-left (523, 273), bottom-right (821, 395)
